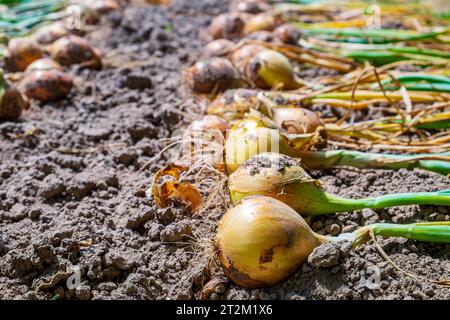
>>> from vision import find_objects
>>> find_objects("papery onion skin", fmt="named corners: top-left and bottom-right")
top-left (187, 57), bottom-right (247, 94)
top-left (216, 196), bottom-right (322, 288)
top-left (4, 38), bottom-right (44, 72)
top-left (207, 88), bottom-right (259, 121)
top-left (229, 44), bottom-right (264, 70)
top-left (25, 58), bottom-right (63, 73)
top-left (49, 35), bottom-right (102, 69)
top-left (20, 70), bottom-right (73, 102)
top-left (246, 30), bottom-right (274, 42)
top-left (201, 39), bottom-right (235, 59)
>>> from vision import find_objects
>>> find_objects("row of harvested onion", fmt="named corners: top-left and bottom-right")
top-left (0, 0), bottom-right (121, 120)
top-left (153, 1), bottom-right (450, 289)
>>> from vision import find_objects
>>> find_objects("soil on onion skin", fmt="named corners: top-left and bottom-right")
top-left (0, 0), bottom-right (448, 300)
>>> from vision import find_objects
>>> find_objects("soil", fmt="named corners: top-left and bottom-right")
top-left (0, 0), bottom-right (449, 300)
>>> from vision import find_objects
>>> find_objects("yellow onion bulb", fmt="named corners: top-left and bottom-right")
top-left (34, 22), bottom-right (69, 45)
top-left (19, 70), bottom-right (73, 102)
top-left (4, 37), bottom-right (44, 72)
top-left (243, 13), bottom-right (278, 35)
top-left (187, 57), bottom-right (247, 94)
top-left (274, 24), bottom-right (301, 45)
top-left (25, 58), bottom-right (63, 73)
top-left (245, 49), bottom-right (303, 90)
top-left (224, 118), bottom-right (294, 172)
top-left (0, 79), bottom-right (29, 120)
top-left (216, 196), bottom-right (323, 288)
top-left (271, 107), bottom-right (324, 134)
top-left (201, 39), bottom-right (235, 58)
top-left (208, 13), bottom-right (246, 40)
top-left (48, 35), bottom-right (102, 69)
top-left (207, 88), bottom-right (259, 121)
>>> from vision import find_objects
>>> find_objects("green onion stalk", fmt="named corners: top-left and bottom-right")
top-left (299, 27), bottom-right (450, 44)
top-left (224, 117), bottom-right (450, 175)
top-left (216, 195), bottom-right (450, 288)
top-left (229, 152), bottom-right (450, 215)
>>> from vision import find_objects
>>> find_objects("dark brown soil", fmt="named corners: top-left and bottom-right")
top-left (0, 0), bottom-right (448, 300)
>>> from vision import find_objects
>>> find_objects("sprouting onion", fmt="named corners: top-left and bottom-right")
top-left (229, 153), bottom-right (450, 215)
top-left (224, 117), bottom-right (450, 175)
top-left (216, 195), bottom-right (450, 288)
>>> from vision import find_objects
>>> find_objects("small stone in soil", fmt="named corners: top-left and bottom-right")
top-left (307, 242), bottom-right (341, 268)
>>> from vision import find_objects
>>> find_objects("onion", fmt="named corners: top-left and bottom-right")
top-left (4, 37), bottom-right (44, 72)
top-left (20, 70), bottom-right (73, 102)
top-left (270, 107), bottom-right (324, 134)
top-left (274, 24), bottom-right (301, 45)
top-left (201, 39), bottom-right (235, 58)
top-left (208, 13), bottom-right (247, 40)
top-left (229, 44), bottom-right (264, 70)
top-left (187, 57), bottom-right (247, 94)
top-left (243, 13), bottom-right (279, 35)
top-left (235, 0), bottom-right (271, 14)
top-left (207, 88), bottom-right (259, 121)
top-left (25, 58), bottom-right (63, 73)
top-left (246, 49), bottom-right (304, 89)
top-left (215, 196), bottom-right (324, 287)
top-left (48, 35), bottom-right (102, 69)
top-left (229, 152), bottom-right (450, 215)
top-left (34, 22), bottom-right (69, 45)
top-left (216, 195), bottom-right (450, 288)
top-left (0, 77), bottom-right (29, 120)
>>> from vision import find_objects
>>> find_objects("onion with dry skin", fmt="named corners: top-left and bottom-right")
top-left (274, 24), bottom-right (301, 45)
top-left (246, 49), bottom-right (304, 89)
top-left (216, 196), bottom-right (325, 287)
top-left (0, 76), bottom-right (29, 120)
top-left (201, 39), bottom-right (235, 58)
top-left (208, 13), bottom-right (247, 40)
top-left (231, 45), bottom-right (304, 90)
top-left (34, 22), bottom-right (70, 45)
top-left (25, 58), bottom-right (63, 73)
top-left (215, 195), bottom-right (450, 288)
top-left (243, 13), bottom-right (279, 35)
top-left (20, 70), bottom-right (73, 102)
top-left (187, 57), bottom-right (247, 94)
top-left (270, 107), bottom-right (324, 135)
top-left (186, 115), bottom-right (229, 136)
top-left (4, 38), bottom-right (44, 72)
top-left (48, 35), bottom-right (102, 69)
